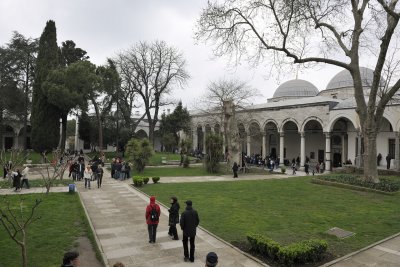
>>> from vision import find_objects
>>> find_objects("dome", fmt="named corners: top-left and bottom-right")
top-left (273, 79), bottom-right (319, 98)
top-left (326, 67), bottom-right (384, 90)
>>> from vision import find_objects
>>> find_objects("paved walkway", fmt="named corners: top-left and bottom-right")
top-left (78, 172), bottom-right (267, 267)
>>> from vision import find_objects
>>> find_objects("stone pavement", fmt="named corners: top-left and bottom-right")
top-left (323, 233), bottom-right (400, 267)
top-left (78, 172), bottom-right (267, 267)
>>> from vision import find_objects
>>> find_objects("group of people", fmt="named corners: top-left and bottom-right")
top-left (68, 156), bottom-right (104, 189)
top-left (110, 158), bottom-right (131, 180)
top-left (145, 195), bottom-right (212, 264)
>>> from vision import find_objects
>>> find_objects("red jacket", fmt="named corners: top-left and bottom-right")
top-left (145, 196), bottom-right (161, 225)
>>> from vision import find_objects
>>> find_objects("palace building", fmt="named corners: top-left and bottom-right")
top-left (190, 67), bottom-right (400, 171)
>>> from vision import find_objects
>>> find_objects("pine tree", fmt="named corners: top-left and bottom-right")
top-left (31, 20), bottom-right (61, 152)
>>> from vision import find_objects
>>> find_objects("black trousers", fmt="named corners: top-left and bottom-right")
top-left (21, 179), bottom-right (30, 189)
top-left (182, 234), bottom-right (195, 261)
top-left (233, 171), bottom-right (238, 178)
top-left (97, 175), bottom-right (103, 188)
top-left (148, 224), bottom-right (158, 242)
top-left (168, 224), bottom-right (178, 239)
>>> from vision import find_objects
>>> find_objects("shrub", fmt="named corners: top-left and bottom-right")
top-left (247, 233), bottom-right (327, 265)
top-left (143, 177), bottom-right (150, 184)
top-left (133, 177), bottom-right (143, 187)
top-left (152, 176), bottom-right (160, 183)
top-left (183, 155), bottom-right (190, 168)
top-left (281, 166), bottom-right (286, 174)
top-left (205, 133), bottom-right (223, 173)
top-left (126, 138), bottom-right (153, 173)
top-left (318, 174), bottom-right (400, 192)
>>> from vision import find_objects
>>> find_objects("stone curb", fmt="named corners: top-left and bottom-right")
top-left (321, 232), bottom-right (400, 266)
top-left (78, 190), bottom-right (109, 267)
top-left (127, 183), bottom-right (270, 267)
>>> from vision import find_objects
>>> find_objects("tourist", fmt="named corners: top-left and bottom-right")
top-left (97, 165), bottom-right (104, 188)
top-left (205, 252), bottom-right (218, 267)
top-left (83, 166), bottom-right (92, 189)
top-left (21, 166), bottom-right (30, 189)
top-left (315, 162), bottom-right (320, 173)
top-left (78, 160), bottom-right (85, 181)
top-left (12, 169), bottom-right (22, 191)
top-left (61, 251), bottom-right (80, 267)
top-left (111, 158), bottom-right (116, 178)
top-left (168, 196), bottom-right (180, 240)
top-left (180, 200), bottom-right (200, 262)
top-left (320, 161), bottom-right (325, 173)
top-left (232, 162), bottom-right (239, 178)
top-left (386, 154), bottom-right (391, 169)
top-left (291, 161), bottom-right (296, 175)
top-left (145, 196), bottom-right (160, 243)
top-left (304, 160), bottom-right (309, 175)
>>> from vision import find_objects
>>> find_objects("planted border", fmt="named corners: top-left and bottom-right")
top-left (247, 233), bottom-right (327, 265)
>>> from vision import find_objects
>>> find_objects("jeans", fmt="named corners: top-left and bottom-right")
top-left (21, 179), bottom-right (30, 189)
top-left (182, 234), bottom-right (195, 261)
top-left (85, 178), bottom-right (91, 188)
top-left (148, 224), bottom-right (158, 242)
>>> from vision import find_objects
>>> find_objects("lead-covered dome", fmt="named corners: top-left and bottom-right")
top-left (326, 67), bottom-right (384, 90)
top-left (273, 79), bottom-right (319, 98)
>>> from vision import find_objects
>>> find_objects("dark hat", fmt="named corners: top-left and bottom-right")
top-left (185, 200), bottom-right (192, 206)
top-left (206, 252), bottom-right (218, 266)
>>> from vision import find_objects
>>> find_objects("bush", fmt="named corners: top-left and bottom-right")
top-left (281, 166), bottom-right (286, 174)
top-left (152, 176), bottom-right (160, 183)
top-left (247, 233), bottom-right (327, 265)
top-left (126, 138), bottom-right (153, 173)
top-left (205, 133), bottom-right (223, 173)
top-left (183, 155), bottom-right (190, 168)
top-left (133, 177), bottom-right (143, 187)
top-left (318, 174), bottom-right (400, 192)
top-left (143, 177), bottom-right (150, 184)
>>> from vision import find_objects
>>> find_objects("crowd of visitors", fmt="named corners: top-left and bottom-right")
top-left (110, 158), bottom-right (131, 180)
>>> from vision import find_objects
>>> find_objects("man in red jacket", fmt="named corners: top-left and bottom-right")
top-left (145, 196), bottom-right (161, 243)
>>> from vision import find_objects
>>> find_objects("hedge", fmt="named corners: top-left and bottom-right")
top-left (247, 233), bottom-right (327, 265)
top-left (133, 176), bottom-right (143, 187)
top-left (152, 176), bottom-right (160, 183)
top-left (318, 174), bottom-right (400, 192)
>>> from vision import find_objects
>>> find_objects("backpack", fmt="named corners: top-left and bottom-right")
top-left (150, 205), bottom-right (159, 222)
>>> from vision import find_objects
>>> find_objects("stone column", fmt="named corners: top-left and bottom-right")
top-left (192, 129), bottom-right (198, 151)
top-left (300, 132), bottom-right (306, 167)
top-left (279, 132), bottom-right (285, 161)
top-left (262, 134), bottom-right (267, 159)
top-left (395, 132), bottom-right (400, 171)
top-left (246, 135), bottom-right (251, 155)
top-left (202, 126), bottom-right (206, 153)
top-left (325, 132), bottom-right (331, 171)
top-left (222, 134), bottom-right (226, 155)
top-left (13, 132), bottom-right (19, 149)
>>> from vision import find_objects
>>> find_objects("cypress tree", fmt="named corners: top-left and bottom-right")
top-left (31, 20), bottom-right (61, 152)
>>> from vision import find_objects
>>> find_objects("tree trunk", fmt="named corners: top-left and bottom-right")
top-left (362, 121), bottom-right (379, 183)
top-left (97, 117), bottom-right (103, 153)
top-left (22, 56), bottom-right (31, 151)
top-left (0, 108), bottom-right (3, 150)
top-left (60, 114), bottom-right (67, 153)
top-left (21, 232), bottom-right (27, 267)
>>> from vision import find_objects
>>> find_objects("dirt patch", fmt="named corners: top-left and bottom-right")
top-left (69, 236), bottom-right (103, 267)
top-left (231, 241), bottom-right (335, 267)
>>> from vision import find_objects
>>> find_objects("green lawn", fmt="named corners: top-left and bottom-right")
top-left (140, 176), bottom-right (400, 259)
top-left (0, 179), bottom-right (73, 189)
top-left (0, 193), bottom-right (102, 266)
top-left (148, 152), bottom-right (196, 166)
top-left (140, 166), bottom-right (226, 177)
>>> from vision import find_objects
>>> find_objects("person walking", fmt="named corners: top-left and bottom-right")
top-left (180, 200), bottom-right (200, 262)
top-left (145, 196), bottom-right (160, 243)
top-left (168, 196), bottom-right (180, 240)
top-left (12, 169), bottom-right (22, 191)
top-left (97, 165), bottom-right (104, 188)
top-left (291, 161), bottom-right (296, 175)
top-left (386, 154), bottom-right (392, 169)
top-left (83, 166), bottom-right (92, 189)
top-left (304, 160), bottom-right (309, 175)
top-left (205, 252), bottom-right (218, 267)
top-left (21, 166), bottom-right (30, 189)
top-left (232, 162), bottom-right (239, 178)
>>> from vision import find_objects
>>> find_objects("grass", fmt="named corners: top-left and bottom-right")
top-left (139, 176), bottom-right (400, 259)
top-left (139, 166), bottom-right (226, 177)
top-left (147, 152), bottom-right (196, 166)
top-left (0, 193), bottom-right (103, 266)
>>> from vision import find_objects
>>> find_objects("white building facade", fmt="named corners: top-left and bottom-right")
top-left (190, 68), bottom-right (400, 171)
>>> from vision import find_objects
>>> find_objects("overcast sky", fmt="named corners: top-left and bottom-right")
top-left (0, 0), bottom-right (345, 108)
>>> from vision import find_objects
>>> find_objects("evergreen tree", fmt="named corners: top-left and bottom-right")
top-left (31, 20), bottom-right (61, 152)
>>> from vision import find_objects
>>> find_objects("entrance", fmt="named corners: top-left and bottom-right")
top-left (4, 137), bottom-right (13, 149)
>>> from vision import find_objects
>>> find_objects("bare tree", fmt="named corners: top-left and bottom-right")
top-left (0, 149), bottom-right (29, 186)
top-left (115, 40), bottom-right (190, 146)
top-left (197, 78), bottom-right (260, 167)
top-left (0, 197), bottom-right (41, 267)
top-left (196, 0), bottom-right (400, 182)
top-left (37, 150), bottom-right (69, 194)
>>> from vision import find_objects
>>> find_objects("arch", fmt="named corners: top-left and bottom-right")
top-left (262, 119), bottom-right (279, 132)
top-left (214, 124), bottom-right (221, 134)
top-left (4, 125), bottom-right (14, 133)
top-left (18, 125), bottom-right (32, 136)
top-left (135, 129), bottom-right (148, 139)
top-left (205, 124), bottom-right (212, 134)
top-left (380, 116), bottom-right (394, 132)
top-left (327, 114), bottom-right (358, 132)
top-left (300, 116), bottom-right (324, 132)
top-left (247, 119), bottom-right (262, 133)
top-left (279, 118), bottom-right (299, 132)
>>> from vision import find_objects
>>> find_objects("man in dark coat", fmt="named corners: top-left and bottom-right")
top-left (168, 196), bottom-right (180, 240)
top-left (180, 200), bottom-right (200, 262)
top-left (386, 154), bottom-right (392, 169)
